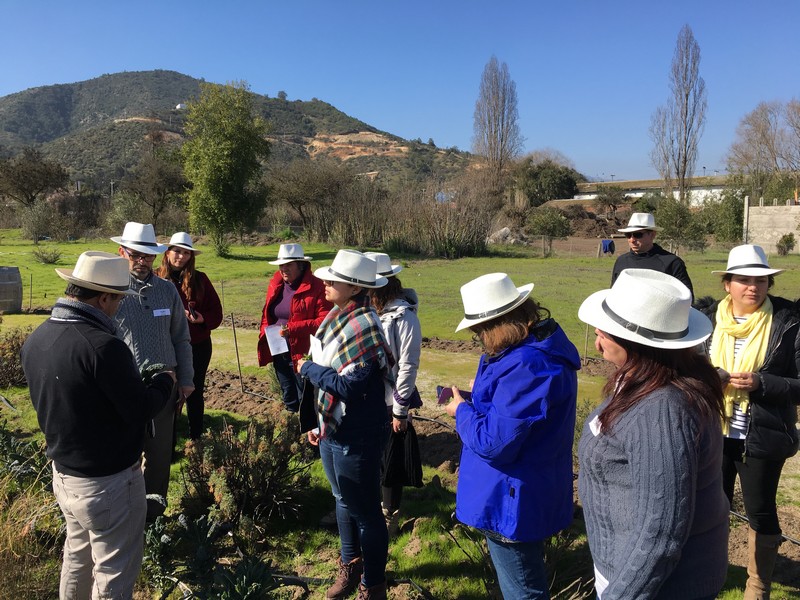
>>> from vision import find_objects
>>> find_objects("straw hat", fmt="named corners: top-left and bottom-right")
top-left (314, 249), bottom-right (387, 289)
top-left (618, 212), bottom-right (661, 233)
top-left (711, 244), bottom-right (783, 277)
top-left (455, 273), bottom-right (534, 332)
top-left (167, 232), bottom-right (202, 254)
top-left (364, 252), bottom-right (402, 277)
top-left (110, 222), bottom-right (168, 254)
top-left (56, 251), bottom-right (138, 296)
top-left (269, 243), bottom-right (313, 266)
top-left (578, 269), bottom-right (711, 349)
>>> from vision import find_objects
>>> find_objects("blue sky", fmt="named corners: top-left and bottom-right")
top-left (2, 1), bottom-right (798, 180)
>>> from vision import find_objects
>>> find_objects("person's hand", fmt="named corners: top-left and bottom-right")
top-left (189, 309), bottom-right (205, 324)
top-left (296, 357), bottom-right (307, 372)
top-left (307, 430), bottom-right (320, 446)
top-left (392, 417), bottom-right (408, 433)
top-left (729, 371), bottom-right (760, 392)
top-left (280, 325), bottom-right (289, 338)
top-left (445, 386), bottom-right (465, 417)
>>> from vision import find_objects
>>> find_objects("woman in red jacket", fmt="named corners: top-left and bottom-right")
top-left (258, 243), bottom-right (332, 412)
top-left (157, 232), bottom-right (223, 440)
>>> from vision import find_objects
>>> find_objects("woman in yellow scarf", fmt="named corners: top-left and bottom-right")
top-left (705, 244), bottom-right (799, 599)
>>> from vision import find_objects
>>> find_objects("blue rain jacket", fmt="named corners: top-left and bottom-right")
top-left (454, 319), bottom-right (580, 541)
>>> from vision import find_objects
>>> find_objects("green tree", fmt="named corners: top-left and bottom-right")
top-left (527, 206), bottom-right (571, 255)
top-left (0, 148), bottom-right (68, 209)
top-left (700, 188), bottom-right (744, 244)
top-left (656, 197), bottom-right (706, 251)
top-left (182, 82), bottom-right (270, 255)
top-left (124, 148), bottom-right (186, 233)
top-left (513, 158), bottom-right (583, 207)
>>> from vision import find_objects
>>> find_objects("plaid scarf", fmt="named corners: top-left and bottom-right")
top-left (315, 295), bottom-right (394, 436)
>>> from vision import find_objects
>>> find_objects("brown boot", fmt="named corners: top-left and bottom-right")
top-left (744, 527), bottom-right (782, 600)
top-left (355, 580), bottom-right (387, 600)
top-left (326, 556), bottom-right (363, 599)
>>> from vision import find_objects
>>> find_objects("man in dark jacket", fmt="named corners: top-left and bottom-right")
top-left (611, 212), bottom-right (694, 298)
top-left (21, 251), bottom-right (175, 599)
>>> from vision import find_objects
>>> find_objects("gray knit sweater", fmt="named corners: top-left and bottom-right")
top-left (578, 386), bottom-right (728, 599)
top-left (114, 272), bottom-right (194, 388)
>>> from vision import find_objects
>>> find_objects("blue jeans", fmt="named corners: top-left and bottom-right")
top-left (320, 428), bottom-right (389, 587)
top-left (485, 536), bottom-right (549, 599)
top-left (273, 352), bottom-right (301, 412)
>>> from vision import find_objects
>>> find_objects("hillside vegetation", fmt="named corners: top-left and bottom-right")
top-left (0, 70), bottom-right (472, 187)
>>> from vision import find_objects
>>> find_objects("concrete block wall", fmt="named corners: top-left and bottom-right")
top-left (747, 205), bottom-right (800, 254)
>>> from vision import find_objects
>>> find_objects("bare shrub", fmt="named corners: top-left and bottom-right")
top-left (31, 246), bottom-right (62, 265)
top-left (0, 327), bottom-right (31, 387)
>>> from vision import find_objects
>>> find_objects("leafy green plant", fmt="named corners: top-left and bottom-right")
top-left (31, 246), bottom-right (62, 265)
top-left (776, 233), bottom-right (795, 256)
top-left (180, 415), bottom-right (312, 525)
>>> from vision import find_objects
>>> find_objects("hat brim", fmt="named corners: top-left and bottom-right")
top-left (314, 265), bottom-right (387, 289)
top-left (55, 269), bottom-right (138, 296)
top-left (110, 237), bottom-right (168, 254)
top-left (618, 226), bottom-right (661, 233)
top-left (455, 283), bottom-right (534, 332)
top-left (168, 243), bottom-right (202, 255)
top-left (711, 267), bottom-right (783, 276)
top-left (578, 289), bottom-right (711, 349)
top-left (378, 265), bottom-right (403, 277)
top-left (269, 256), bottom-right (312, 266)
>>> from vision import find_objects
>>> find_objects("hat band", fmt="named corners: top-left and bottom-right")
top-left (464, 296), bottom-right (520, 321)
top-left (122, 239), bottom-right (159, 247)
top-left (75, 280), bottom-right (130, 292)
top-left (601, 300), bottom-right (688, 341)
top-left (378, 269), bottom-right (394, 276)
top-left (328, 268), bottom-right (374, 286)
top-left (728, 263), bottom-right (771, 271)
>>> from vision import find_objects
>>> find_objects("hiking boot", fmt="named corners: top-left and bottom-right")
top-left (326, 556), bottom-right (362, 599)
top-left (356, 580), bottom-right (387, 600)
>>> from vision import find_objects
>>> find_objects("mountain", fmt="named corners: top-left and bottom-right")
top-left (0, 70), bottom-right (470, 187)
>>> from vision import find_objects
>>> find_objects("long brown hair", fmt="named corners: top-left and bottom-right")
top-left (156, 248), bottom-right (201, 302)
top-left (600, 335), bottom-right (724, 431)
top-left (369, 276), bottom-right (403, 313)
top-left (471, 298), bottom-right (550, 356)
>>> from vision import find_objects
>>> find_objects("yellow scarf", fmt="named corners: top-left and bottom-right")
top-left (710, 295), bottom-right (772, 434)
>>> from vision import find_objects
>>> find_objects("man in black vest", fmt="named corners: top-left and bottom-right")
top-left (611, 212), bottom-right (694, 298)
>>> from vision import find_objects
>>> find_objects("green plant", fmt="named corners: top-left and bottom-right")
top-left (31, 246), bottom-right (62, 264)
top-left (776, 233), bottom-right (795, 256)
top-left (0, 326), bottom-right (31, 388)
top-left (180, 415), bottom-right (312, 525)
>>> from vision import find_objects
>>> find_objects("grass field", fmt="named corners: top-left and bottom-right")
top-left (3, 230), bottom-right (800, 597)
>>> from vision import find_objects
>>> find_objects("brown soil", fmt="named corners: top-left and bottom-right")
top-left (204, 349), bottom-right (800, 596)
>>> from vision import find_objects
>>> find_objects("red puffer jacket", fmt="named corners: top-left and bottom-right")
top-left (257, 268), bottom-right (332, 366)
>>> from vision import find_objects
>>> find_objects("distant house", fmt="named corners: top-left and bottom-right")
top-left (574, 176), bottom-right (729, 206)
top-left (175, 103), bottom-right (187, 110)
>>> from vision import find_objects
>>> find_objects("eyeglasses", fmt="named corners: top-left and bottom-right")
top-left (624, 231), bottom-right (646, 239)
top-left (125, 249), bottom-right (155, 262)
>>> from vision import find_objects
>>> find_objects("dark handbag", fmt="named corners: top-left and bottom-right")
top-left (381, 420), bottom-right (423, 488)
top-left (298, 377), bottom-right (318, 433)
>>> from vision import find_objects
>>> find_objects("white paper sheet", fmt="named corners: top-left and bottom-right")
top-left (265, 324), bottom-right (289, 355)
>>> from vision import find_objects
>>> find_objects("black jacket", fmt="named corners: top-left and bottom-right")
top-left (702, 295), bottom-right (800, 461)
top-left (612, 243), bottom-right (694, 298)
top-left (21, 307), bottom-right (173, 476)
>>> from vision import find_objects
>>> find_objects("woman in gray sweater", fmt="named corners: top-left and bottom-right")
top-left (577, 269), bottom-right (728, 599)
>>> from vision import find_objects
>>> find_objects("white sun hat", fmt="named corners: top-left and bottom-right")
top-left (56, 251), bottom-right (138, 295)
top-left (364, 252), bottom-right (402, 277)
top-left (314, 249), bottom-right (387, 289)
top-left (110, 222), bottom-right (168, 254)
top-left (167, 232), bottom-right (202, 254)
top-left (269, 243), bottom-right (313, 266)
top-left (618, 212), bottom-right (661, 233)
top-left (578, 269), bottom-right (711, 349)
top-left (711, 244), bottom-right (783, 277)
top-left (455, 273), bottom-right (534, 332)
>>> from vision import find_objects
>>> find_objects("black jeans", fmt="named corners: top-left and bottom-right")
top-left (722, 437), bottom-right (785, 534)
top-left (187, 337), bottom-right (213, 440)
top-left (273, 352), bottom-right (301, 412)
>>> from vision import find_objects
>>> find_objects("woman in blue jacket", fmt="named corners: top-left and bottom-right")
top-left (444, 273), bottom-right (580, 599)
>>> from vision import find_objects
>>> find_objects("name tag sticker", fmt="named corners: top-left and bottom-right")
top-left (589, 415), bottom-right (603, 436)
top-left (153, 308), bottom-right (171, 317)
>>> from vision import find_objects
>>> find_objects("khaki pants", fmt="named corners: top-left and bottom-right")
top-left (52, 461), bottom-right (146, 599)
